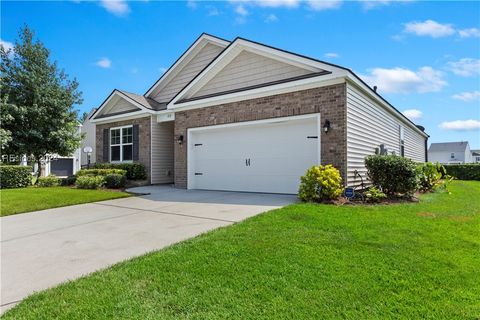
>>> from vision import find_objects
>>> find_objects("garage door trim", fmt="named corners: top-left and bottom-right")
top-left (186, 113), bottom-right (321, 191)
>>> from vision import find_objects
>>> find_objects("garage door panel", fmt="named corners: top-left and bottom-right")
top-left (189, 115), bottom-right (319, 194)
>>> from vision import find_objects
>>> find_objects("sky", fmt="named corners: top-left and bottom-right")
top-left (1, 0), bottom-right (479, 148)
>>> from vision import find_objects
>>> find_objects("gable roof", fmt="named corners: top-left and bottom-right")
top-left (168, 37), bottom-right (346, 106)
top-left (429, 141), bottom-right (469, 152)
top-left (166, 36), bottom-right (428, 138)
top-left (144, 33), bottom-right (229, 98)
top-left (90, 89), bottom-right (164, 121)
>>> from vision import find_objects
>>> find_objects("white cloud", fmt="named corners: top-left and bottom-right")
top-left (235, 5), bottom-right (249, 15)
top-left (248, 0), bottom-right (300, 8)
top-left (324, 52), bottom-right (339, 58)
top-left (100, 0), bottom-right (130, 16)
top-left (458, 28), bottom-right (480, 38)
top-left (439, 120), bottom-right (480, 131)
top-left (159, 67), bottom-right (167, 74)
top-left (0, 39), bottom-right (14, 52)
top-left (404, 20), bottom-right (455, 38)
top-left (207, 6), bottom-right (220, 16)
top-left (447, 58), bottom-right (480, 77)
top-left (131, 67), bottom-right (139, 74)
top-left (187, 0), bottom-right (198, 9)
top-left (264, 13), bottom-right (278, 22)
top-left (96, 58), bottom-right (112, 68)
top-left (307, 0), bottom-right (342, 10)
top-left (452, 91), bottom-right (480, 102)
top-left (361, 66), bottom-right (447, 94)
top-left (402, 109), bottom-right (423, 121)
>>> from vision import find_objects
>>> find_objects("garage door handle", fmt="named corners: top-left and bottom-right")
top-left (245, 158), bottom-right (251, 166)
top-left (307, 136), bottom-right (318, 139)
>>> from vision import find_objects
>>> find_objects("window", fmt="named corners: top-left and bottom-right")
top-left (399, 126), bottom-right (405, 157)
top-left (110, 126), bottom-right (133, 162)
top-left (451, 153), bottom-right (455, 159)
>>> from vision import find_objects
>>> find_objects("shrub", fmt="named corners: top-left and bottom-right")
top-left (365, 155), bottom-right (418, 196)
top-left (60, 175), bottom-right (77, 186)
top-left (298, 165), bottom-right (343, 202)
top-left (104, 174), bottom-right (127, 189)
top-left (37, 175), bottom-right (61, 187)
top-left (0, 165), bottom-right (32, 188)
top-left (93, 163), bottom-right (147, 180)
top-left (75, 175), bottom-right (105, 189)
top-left (365, 186), bottom-right (387, 203)
top-left (417, 162), bottom-right (445, 192)
top-left (76, 169), bottom-right (126, 177)
top-left (443, 164), bottom-right (480, 181)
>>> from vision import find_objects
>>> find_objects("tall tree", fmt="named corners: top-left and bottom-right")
top-left (0, 26), bottom-right (83, 176)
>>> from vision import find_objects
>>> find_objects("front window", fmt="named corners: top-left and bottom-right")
top-left (110, 126), bottom-right (133, 162)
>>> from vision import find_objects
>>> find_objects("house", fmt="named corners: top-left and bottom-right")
top-left (81, 108), bottom-right (97, 167)
top-left (472, 150), bottom-right (480, 163)
top-left (428, 141), bottom-right (473, 164)
top-left (90, 33), bottom-right (428, 194)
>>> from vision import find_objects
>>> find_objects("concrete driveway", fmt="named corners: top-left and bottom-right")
top-left (1, 185), bottom-right (295, 312)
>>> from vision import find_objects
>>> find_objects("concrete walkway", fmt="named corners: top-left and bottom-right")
top-left (1, 185), bottom-right (295, 312)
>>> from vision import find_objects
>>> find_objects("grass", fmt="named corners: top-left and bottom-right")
top-left (3, 181), bottom-right (479, 319)
top-left (0, 187), bottom-right (131, 216)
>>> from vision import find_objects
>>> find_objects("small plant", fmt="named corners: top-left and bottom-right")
top-left (365, 186), bottom-right (387, 203)
top-left (104, 174), bottom-right (127, 189)
top-left (417, 162), bottom-right (444, 192)
top-left (37, 175), bottom-right (60, 187)
top-left (60, 175), bottom-right (77, 186)
top-left (93, 163), bottom-right (147, 180)
top-left (0, 165), bottom-right (32, 188)
top-left (298, 165), bottom-right (343, 202)
top-left (365, 155), bottom-right (418, 197)
top-left (75, 176), bottom-right (105, 189)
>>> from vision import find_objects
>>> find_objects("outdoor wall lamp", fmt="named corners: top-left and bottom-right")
top-left (323, 120), bottom-right (331, 134)
top-left (177, 135), bottom-right (184, 145)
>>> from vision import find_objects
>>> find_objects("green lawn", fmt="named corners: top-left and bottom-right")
top-left (3, 181), bottom-right (479, 319)
top-left (0, 187), bottom-right (131, 216)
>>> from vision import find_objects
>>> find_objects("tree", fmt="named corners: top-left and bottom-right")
top-left (0, 26), bottom-right (83, 176)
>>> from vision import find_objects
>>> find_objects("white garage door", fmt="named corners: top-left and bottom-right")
top-left (188, 114), bottom-right (320, 194)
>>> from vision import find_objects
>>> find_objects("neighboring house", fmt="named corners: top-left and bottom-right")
top-left (81, 108), bottom-right (97, 167)
top-left (90, 33), bottom-right (428, 194)
top-left (36, 124), bottom-right (82, 177)
top-left (428, 141), bottom-right (472, 164)
top-left (470, 149), bottom-right (480, 163)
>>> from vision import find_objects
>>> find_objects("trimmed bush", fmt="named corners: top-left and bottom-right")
top-left (417, 162), bottom-right (445, 192)
top-left (443, 164), bottom-right (480, 181)
top-left (75, 175), bottom-right (105, 189)
top-left (104, 174), bottom-right (127, 189)
top-left (0, 165), bottom-right (32, 188)
top-left (37, 175), bottom-right (61, 187)
top-left (298, 165), bottom-right (343, 202)
top-left (93, 163), bottom-right (147, 180)
top-left (76, 169), bottom-right (126, 177)
top-left (365, 155), bottom-right (418, 196)
top-left (60, 175), bottom-right (77, 186)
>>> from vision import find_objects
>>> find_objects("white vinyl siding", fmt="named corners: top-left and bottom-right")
top-left (152, 43), bottom-right (224, 103)
top-left (346, 84), bottom-right (425, 186)
top-left (150, 116), bottom-right (174, 184)
top-left (192, 50), bottom-right (315, 98)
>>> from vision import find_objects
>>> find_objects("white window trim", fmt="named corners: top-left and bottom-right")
top-left (110, 125), bottom-right (134, 163)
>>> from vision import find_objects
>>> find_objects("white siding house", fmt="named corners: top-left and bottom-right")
top-left (428, 141), bottom-right (472, 164)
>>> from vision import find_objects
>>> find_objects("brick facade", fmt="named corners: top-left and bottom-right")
top-left (174, 83), bottom-right (347, 188)
top-left (96, 116), bottom-right (151, 182)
